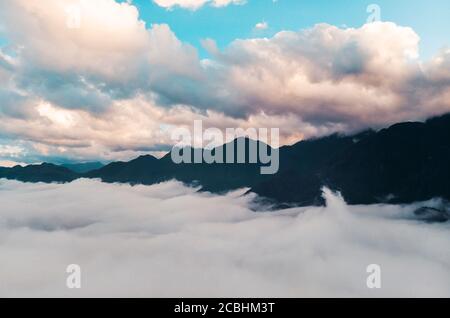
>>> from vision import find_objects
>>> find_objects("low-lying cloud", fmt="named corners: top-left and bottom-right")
top-left (0, 179), bottom-right (449, 297)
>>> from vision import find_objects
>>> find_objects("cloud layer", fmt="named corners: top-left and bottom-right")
top-left (153, 0), bottom-right (245, 10)
top-left (0, 179), bottom-right (449, 297)
top-left (0, 0), bottom-right (449, 164)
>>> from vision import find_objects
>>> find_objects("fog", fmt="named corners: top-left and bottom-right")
top-left (0, 179), bottom-right (449, 297)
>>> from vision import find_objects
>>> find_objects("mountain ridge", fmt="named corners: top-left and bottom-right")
top-left (1, 113), bottom-right (450, 207)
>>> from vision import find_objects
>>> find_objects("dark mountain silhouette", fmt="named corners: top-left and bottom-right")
top-left (1, 113), bottom-right (450, 207)
top-left (253, 114), bottom-right (450, 205)
top-left (60, 162), bottom-right (104, 173)
top-left (324, 114), bottom-right (450, 204)
top-left (0, 163), bottom-right (78, 183)
top-left (87, 138), bottom-right (273, 192)
top-left (251, 132), bottom-right (366, 206)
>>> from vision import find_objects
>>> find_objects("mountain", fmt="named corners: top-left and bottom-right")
top-left (324, 114), bottom-right (450, 204)
top-left (87, 138), bottom-right (273, 192)
top-left (0, 163), bottom-right (78, 183)
top-left (60, 162), bottom-right (104, 173)
top-left (1, 113), bottom-right (450, 207)
top-left (251, 132), bottom-right (364, 206)
top-left (252, 114), bottom-right (450, 205)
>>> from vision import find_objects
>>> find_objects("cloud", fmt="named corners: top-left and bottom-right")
top-left (205, 22), bottom-right (450, 132)
top-left (254, 21), bottom-right (268, 31)
top-left (153, 0), bottom-right (245, 10)
top-left (0, 179), bottom-right (449, 297)
top-left (0, 94), bottom-right (310, 165)
top-left (0, 0), bottom-right (201, 109)
top-left (0, 0), bottom-right (149, 79)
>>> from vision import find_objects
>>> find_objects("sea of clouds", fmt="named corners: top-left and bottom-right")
top-left (0, 179), bottom-right (449, 297)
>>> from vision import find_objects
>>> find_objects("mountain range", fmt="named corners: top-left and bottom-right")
top-left (1, 113), bottom-right (449, 207)
top-left (60, 162), bottom-right (104, 174)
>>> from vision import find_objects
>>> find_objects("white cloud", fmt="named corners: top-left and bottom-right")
top-left (254, 21), bottom-right (268, 31)
top-left (0, 0), bottom-right (201, 110)
top-left (208, 22), bottom-right (448, 130)
top-left (0, 179), bottom-right (449, 297)
top-left (153, 0), bottom-right (245, 10)
top-left (194, 22), bottom-right (450, 136)
top-left (0, 0), bottom-right (149, 80)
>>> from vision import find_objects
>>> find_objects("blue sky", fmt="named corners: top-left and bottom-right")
top-left (123, 0), bottom-right (449, 59)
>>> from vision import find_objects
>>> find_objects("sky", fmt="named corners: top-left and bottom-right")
top-left (0, 0), bottom-right (449, 166)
